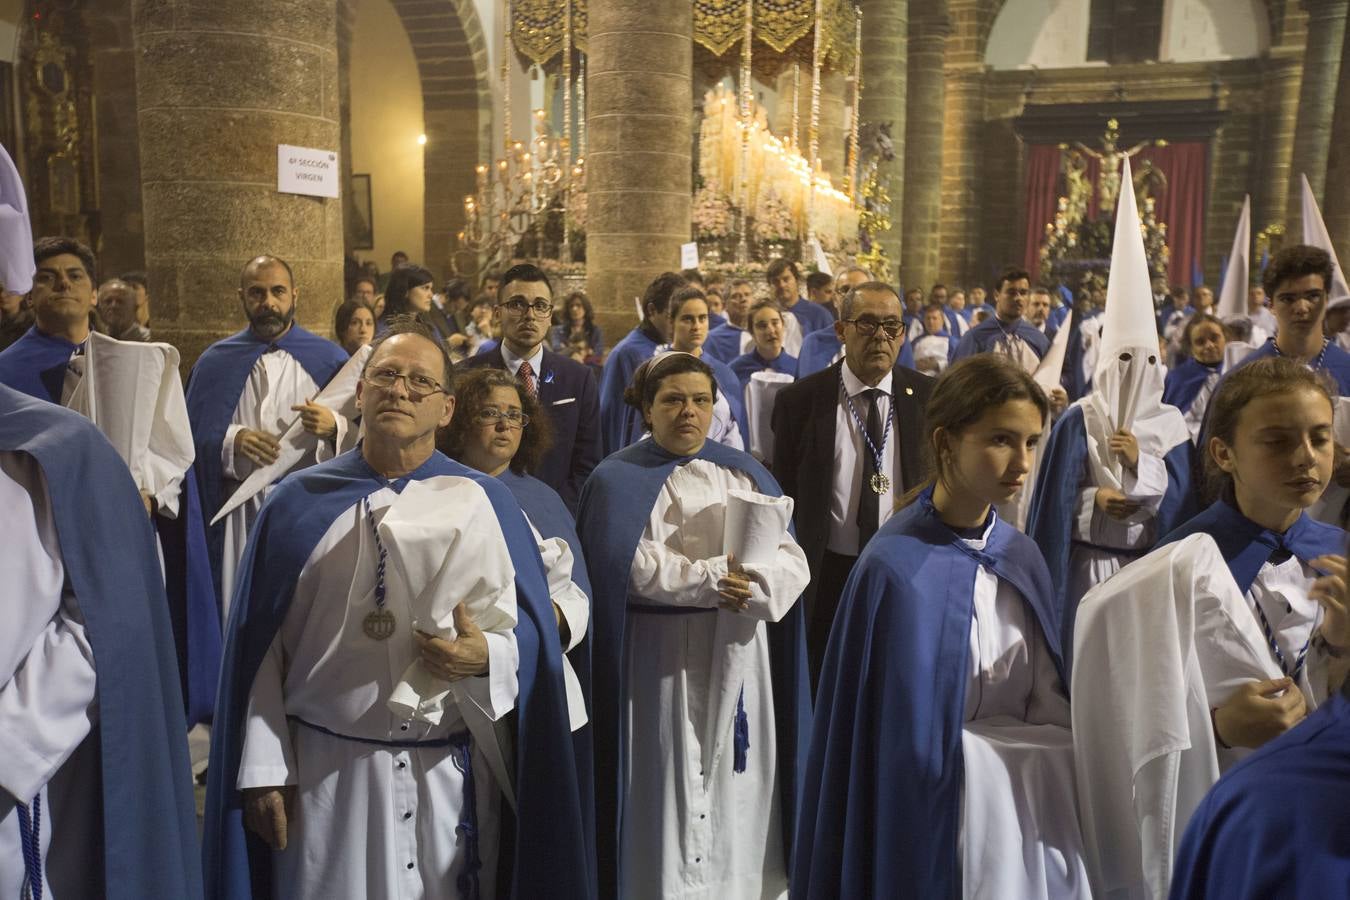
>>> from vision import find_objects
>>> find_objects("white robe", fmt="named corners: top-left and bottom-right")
top-left (1072, 534), bottom-right (1335, 900)
top-left (238, 476), bottom-right (519, 900)
top-left (0, 451), bottom-right (99, 900)
top-left (622, 459), bottom-right (809, 900)
top-left (958, 524), bottom-right (1091, 900)
top-left (219, 350), bottom-right (352, 618)
top-left (525, 519), bottom-right (590, 731)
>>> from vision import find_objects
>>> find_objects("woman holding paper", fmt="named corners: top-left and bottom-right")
top-left (794, 355), bottom-right (1092, 899)
top-left (577, 351), bottom-right (810, 900)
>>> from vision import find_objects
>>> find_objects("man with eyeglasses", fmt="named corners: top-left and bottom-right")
top-left (797, 265), bottom-right (903, 377)
top-left (205, 317), bottom-right (590, 900)
top-left (952, 265), bottom-right (1050, 372)
top-left (771, 281), bottom-right (933, 688)
top-left (185, 254), bottom-right (351, 620)
top-left (458, 262), bottom-right (600, 513)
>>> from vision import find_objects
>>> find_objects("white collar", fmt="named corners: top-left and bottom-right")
top-left (500, 340), bottom-right (544, 377)
top-left (840, 359), bottom-right (892, 398)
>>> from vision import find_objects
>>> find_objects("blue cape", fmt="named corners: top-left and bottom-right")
top-left (1158, 303), bottom-right (1195, 336)
top-left (707, 310), bottom-right (727, 331)
top-left (703, 322), bottom-right (745, 364)
top-left (576, 437), bottom-right (810, 898)
top-left (729, 349), bottom-right (798, 393)
top-left (184, 325), bottom-right (348, 605)
top-left (496, 468), bottom-right (597, 896)
top-left (0, 326), bottom-right (78, 401)
top-left (0, 384), bottom-right (202, 899)
top-left (792, 488), bottom-right (1063, 898)
top-left (0, 327), bottom-right (221, 725)
top-left (1233, 337), bottom-right (1350, 395)
top-left (1163, 357), bottom-right (1221, 416)
top-left (1061, 308), bottom-right (1102, 400)
top-left (1026, 403), bottom-right (1194, 664)
top-left (597, 327), bottom-right (659, 455)
top-left (1161, 500), bottom-right (1345, 595)
top-left (1171, 688), bottom-right (1350, 899)
top-left (785, 297), bottom-right (835, 334)
top-left (202, 449), bottom-right (591, 900)
top-left (706, 352), bottom-right (751, 446)
top-left (951, 315), bottom-right (1051, 362)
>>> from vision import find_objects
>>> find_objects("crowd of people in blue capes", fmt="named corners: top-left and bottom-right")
top-left (3, 227), bottom-right (1350, 900)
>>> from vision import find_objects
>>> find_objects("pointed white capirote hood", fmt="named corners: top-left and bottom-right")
top-left (1301, 173), bottom-right (1350, 308)
top-left (1216, 195), bottom-right (1250, 320)
top-left (0, 142), bottom-right (34, 295)
top-left (1097, 158), bottom-right (1158, 372)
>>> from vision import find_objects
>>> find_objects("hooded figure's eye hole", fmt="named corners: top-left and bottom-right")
top-left (1148, 355), bottom-right (1158, 365)
top-left (1119, 352), bottom-right (1132, 362)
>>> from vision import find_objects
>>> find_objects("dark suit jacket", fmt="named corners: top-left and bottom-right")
top-left (459, 345), bottom-right (601, 513)
top-left (770, 361), bottom-right (933, 599)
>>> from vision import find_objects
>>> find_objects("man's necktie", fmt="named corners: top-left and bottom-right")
top-left (517, 359), bottom-right (538, 398)
top-left (856, 388), bottom-right (882, 550)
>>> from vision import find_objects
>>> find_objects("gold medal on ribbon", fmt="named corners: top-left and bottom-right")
top-left (870, 472), bottom-right (890, 495)
top-left (363, 608), bottom-right (396, 640)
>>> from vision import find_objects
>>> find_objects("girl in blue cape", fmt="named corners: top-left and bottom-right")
top-left (793, 355), bottom-right (1091, 899)
top-left (577, 352), bottom-right (810, 900)
top-left (652, 284), bottom-right (749, 451)
top-left (1162, 312), bottom-right (1227, 443)
top-left (728, 299), bottom-right (798, 394)
top-left (1070, 357), bottom-right (1349, 899)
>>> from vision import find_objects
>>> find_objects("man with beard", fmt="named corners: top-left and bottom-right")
top-left (186, 255), bottom-right (350, 620)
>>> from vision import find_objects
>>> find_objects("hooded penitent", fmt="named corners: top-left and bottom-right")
top-left (0, 142), bottom-right (34, 295)
top-left (1302, 173), bottom-right (1350, 310)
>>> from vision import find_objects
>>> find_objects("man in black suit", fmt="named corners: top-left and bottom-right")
top-left (771, 281), bottom-right (932, 688)
top-left (458, 263), bottom-right (601, 512)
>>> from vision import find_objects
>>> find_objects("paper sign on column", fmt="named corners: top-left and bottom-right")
top-left (277, 144), bottom-right (340, 198)
top-left (211, 344), bottom-right (372, 525)
top-left (745, 370), bottom-right (794, 462)
top-left (809, 237), bottom-right (832, 276)
top-left (680, 241), bottom-right (700, 270)
top-left (724, 488), bottom-right (794, 567)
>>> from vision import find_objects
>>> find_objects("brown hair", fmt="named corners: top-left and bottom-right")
top-left (1201, 356), bottom-right (1335, 502)
top-left (1262, 244), bottom-right (1334, 301)
top-left (1181, 312), bottom-right (1225, 355)
top-left (901, 355), bottom-right (1049, 508)
top-left (667, 284), bottom-right (708, 320)
top-left (622, 352), bottom-right (717, 423)
top-left (747, 298), bottom-right (783, 329)
top-left (437, 368), bottom-right (553, 474)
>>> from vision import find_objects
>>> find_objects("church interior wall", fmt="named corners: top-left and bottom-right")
top-left (350, 0), bottom-right (426, 269)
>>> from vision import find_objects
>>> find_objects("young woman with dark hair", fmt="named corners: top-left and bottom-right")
top-left (1073, 356), bottom-right (1350, 898)
top-left (795, 355), bottom-right (1091, 899)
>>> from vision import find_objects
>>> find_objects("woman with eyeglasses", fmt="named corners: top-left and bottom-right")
top-left (438, 368), bottom-right (591, 735)
top-left (578, 352), bottom-right (810, 900)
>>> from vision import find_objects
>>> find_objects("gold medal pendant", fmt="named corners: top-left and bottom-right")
top-left (870, 472), bottom-right (890, 495)
top-left (364, 608), bottom-right (396, 640)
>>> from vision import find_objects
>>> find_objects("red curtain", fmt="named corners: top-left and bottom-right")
top-left (1136, 142), bottom-right (1207, 288)
top-left (1023, 144), bottom-right (1062, 274)
top-left (1021, 140), bottom-right (1208, 286)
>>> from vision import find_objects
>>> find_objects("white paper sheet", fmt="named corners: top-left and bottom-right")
top-left (1033, 311), bottom-right (1073, 394)
top-left (65, 331), bottom-right (194, 501)
top-left (211, 344), bottom-right (371, 525)
top-left (723, 488), bottom-right (793, 567)
top-left (744, 370), bottom-right (794, 462)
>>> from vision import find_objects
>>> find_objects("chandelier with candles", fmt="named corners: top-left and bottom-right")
top-left (455, 0), bottom-right (865, 274)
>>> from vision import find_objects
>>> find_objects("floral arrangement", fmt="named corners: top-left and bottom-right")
top-left (753, 188), bottom-right (795, 242)
top-left (692, 181), bottom-right (734, 239)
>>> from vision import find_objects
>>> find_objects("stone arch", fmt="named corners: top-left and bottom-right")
top-left (388, 0), bottom-right (494, 278)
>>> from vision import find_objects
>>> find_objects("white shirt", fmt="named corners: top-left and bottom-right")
top-left (827, 362), bottom-right (903, 555)
top-left (499, 341), bottom-right (544, 381)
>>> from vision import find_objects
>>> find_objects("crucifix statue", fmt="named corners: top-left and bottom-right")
top-left (1069, 118), bottom-right (1166, 213)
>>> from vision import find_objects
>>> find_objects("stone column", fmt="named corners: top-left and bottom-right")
top-left (132, 0), bottom-right (344, 365)
top-left (858, 0), bottom-right (908, 282)
top-left (89, 3), bottom-right (145, 277)
top-left (901, 9), bottom-right (950, 292)
top-left (1284, 0), bottom-right (1349, 237)
top-left (586, 0), bottom-right (692, 338)
top-left (1323, 6), bottom-right (1350, 263)
top-left (1250, 53), bottom-right (1302, 243)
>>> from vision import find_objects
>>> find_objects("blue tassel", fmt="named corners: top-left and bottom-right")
top-left (733, 686), bottom-right (749, 774)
